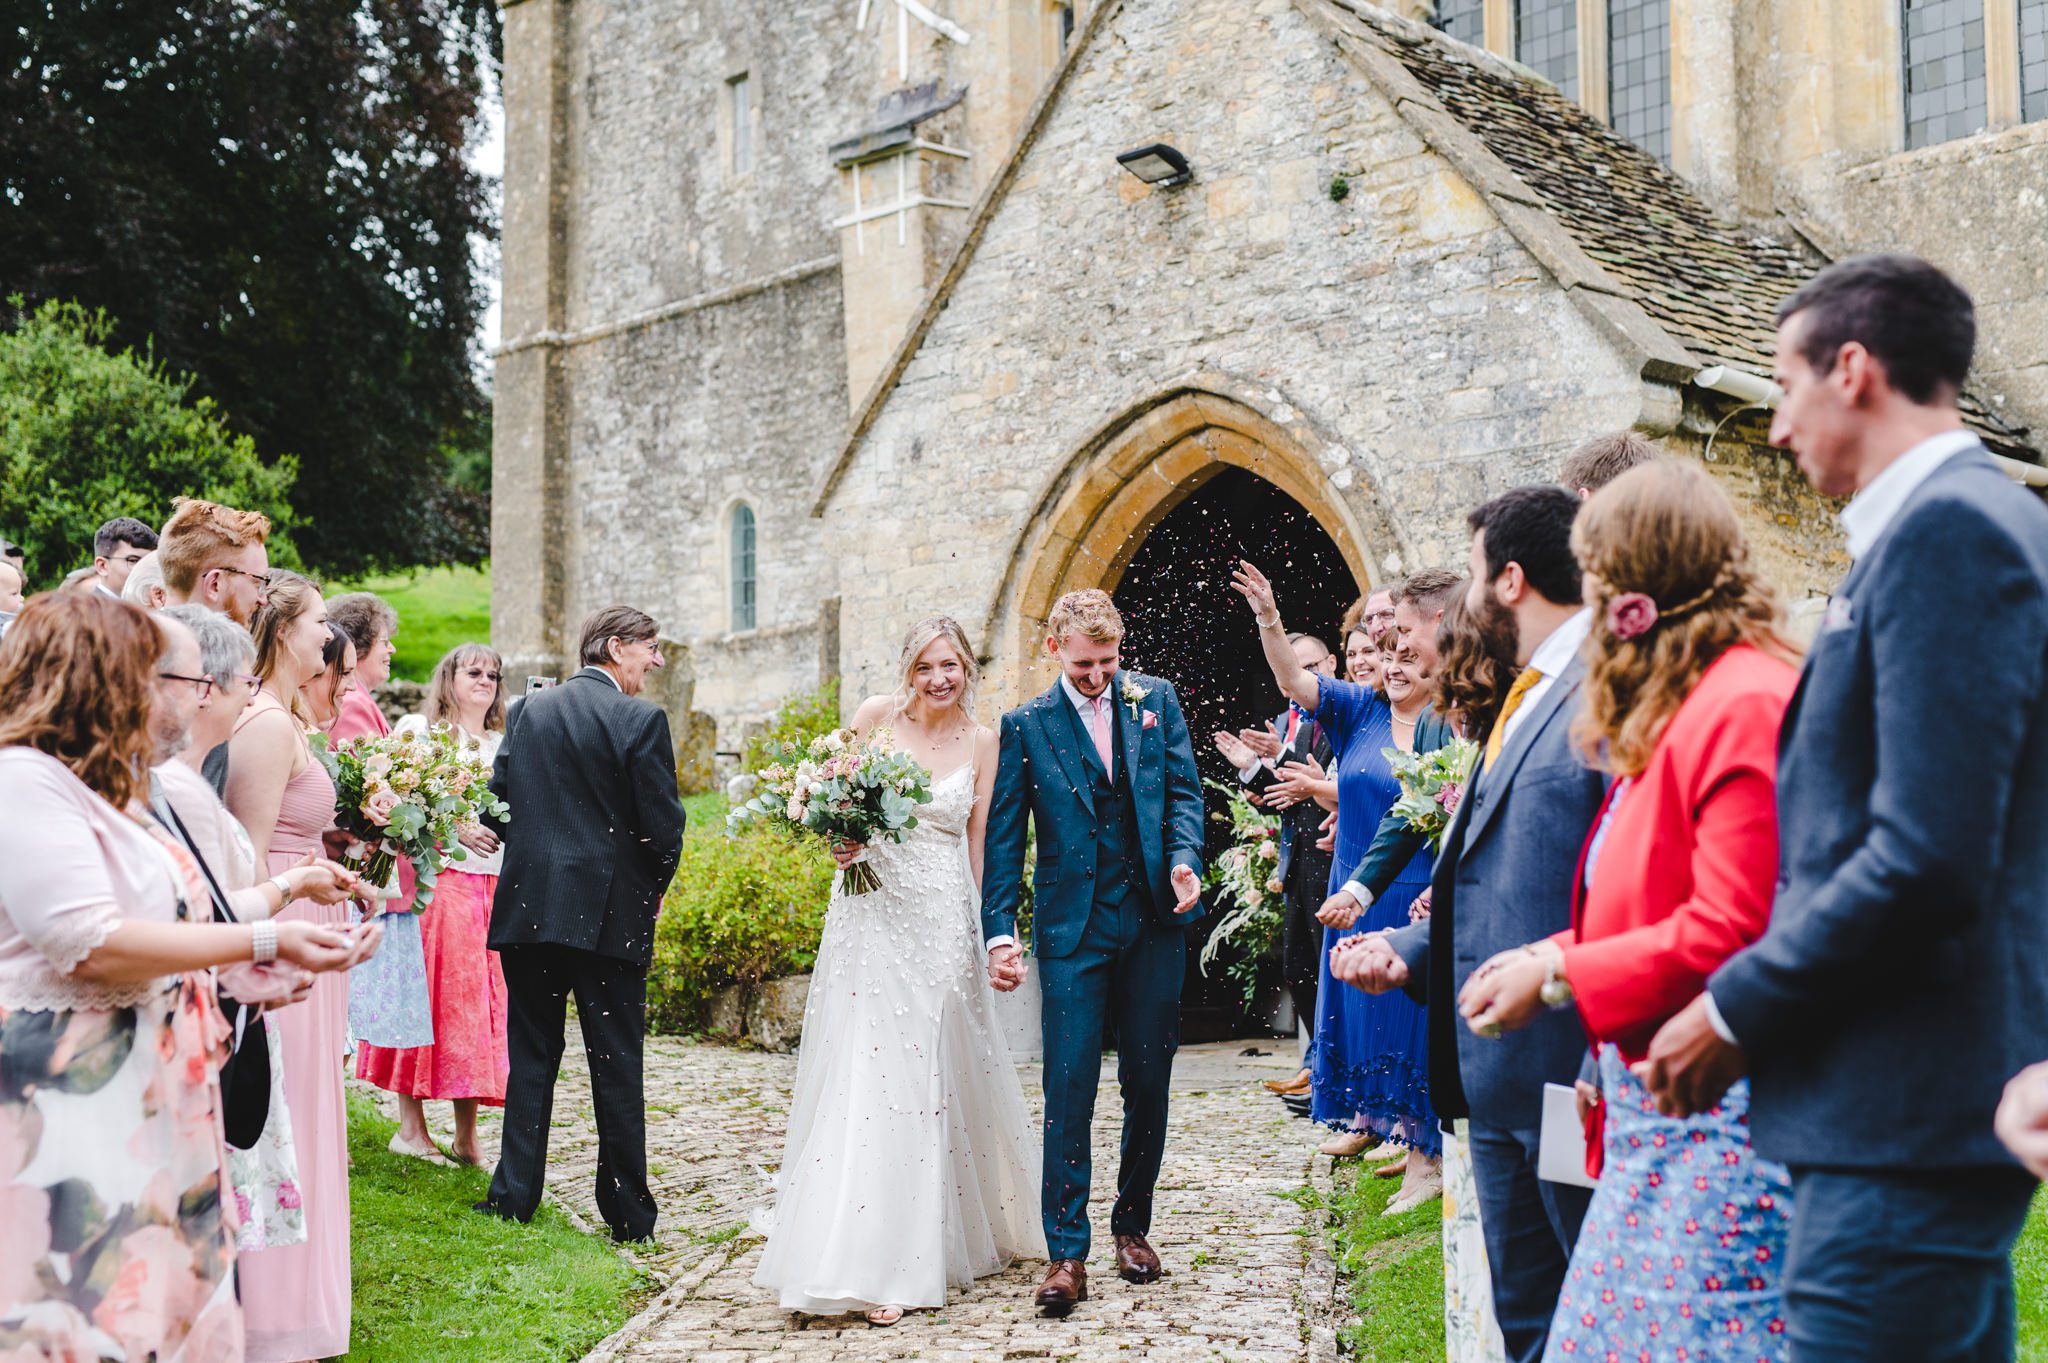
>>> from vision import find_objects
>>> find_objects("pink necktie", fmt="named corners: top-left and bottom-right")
top-left (1090, 695), bottom-right (1114, 778)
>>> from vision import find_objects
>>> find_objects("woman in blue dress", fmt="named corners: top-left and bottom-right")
top-left (1234, 562), bottom-right (1441, 1214)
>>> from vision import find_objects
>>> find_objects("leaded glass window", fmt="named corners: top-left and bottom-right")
top-left (1434, 0), bottom-right (1485, 47)
top-left (2022, 0), bottom-right (2048, 122)
top-left (1608, 0), bottom-right (1671, 160)
top-left (1902, 0), bottom-right (1988, 148)
top-left (1516, 0), bottom-right (1579, 100)
top-left (730, 503), bottom-right (757, 631)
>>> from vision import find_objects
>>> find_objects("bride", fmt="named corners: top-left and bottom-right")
top-left (752, 615), bottom-right (1045, 1326)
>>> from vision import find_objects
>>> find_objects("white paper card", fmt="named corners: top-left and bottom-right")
top-left (1537, 1082), bottom-right (1598, 1188)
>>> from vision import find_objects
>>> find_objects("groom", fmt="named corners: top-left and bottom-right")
top-left (983, 588), bottom-right (1206, 1314)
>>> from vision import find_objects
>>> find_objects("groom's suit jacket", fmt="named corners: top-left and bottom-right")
top-left (1709, 446), bottom-right (2048, 1169)
top-left (486, 666), bottom-right (687, 966)
top-left (982, 670), bottom-right (1205, 959)
top-left (1385, 657), bottom-right (1606, 1129)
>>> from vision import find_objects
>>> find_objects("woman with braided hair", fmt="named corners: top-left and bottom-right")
top-left (1453, 459), bottom-right (1804, 1362)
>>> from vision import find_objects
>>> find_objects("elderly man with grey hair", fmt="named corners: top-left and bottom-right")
top-left (123, 550), bottom-right (169, 609)
top-left (154, 605), bottom-right (270, 881)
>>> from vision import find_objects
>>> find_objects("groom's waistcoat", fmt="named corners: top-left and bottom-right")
top-left (1066, 698), bottom-right (1145, 912)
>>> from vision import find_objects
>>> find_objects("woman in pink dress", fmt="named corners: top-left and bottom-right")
top-left (357, 644), bottom-right (511, 1165)
top-left (226, 572), bottom-right (358, 1363)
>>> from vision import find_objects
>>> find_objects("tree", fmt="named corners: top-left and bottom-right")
top-left (0, 299), bottom-right (298, 588)
top-left (0, 0), bottom-right (499, 577)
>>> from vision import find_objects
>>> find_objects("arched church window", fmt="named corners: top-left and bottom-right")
top-left (730, 503), bottom-right (757, 632)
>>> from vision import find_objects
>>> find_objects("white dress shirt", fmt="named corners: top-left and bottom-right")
top-left (1836, 429), bottom-right (1978, 559)
top-left (1703, 430), bottom-right (1977, 1046)
top-left (989, 677), bottom-right (1126, 953)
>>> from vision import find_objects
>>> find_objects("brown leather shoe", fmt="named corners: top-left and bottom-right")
top-left (1263, 1068), bottom-right (1312, 1096)
top-left (1114, 1233), bottom-right (1162, 1284)
top-left (1035, 1258), bottom-right (1088, 1314)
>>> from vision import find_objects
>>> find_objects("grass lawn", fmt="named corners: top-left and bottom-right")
top-left (342, 1091), bottom-right (649, 1362)
top-left (334, 564), bottom-right (492, 683)
top-left (1327, 1160), bottom-right (1445, 1362)
top-left (684, 789), bottom-right (729, 838)
top-left (2020, 1187), bottom-right (2048, 1363)
top-left (1330, 1171), bottom-right (2048, 1361)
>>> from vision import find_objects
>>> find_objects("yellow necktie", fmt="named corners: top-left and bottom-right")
top-left (1482, 666), bottom-right (1545, 769)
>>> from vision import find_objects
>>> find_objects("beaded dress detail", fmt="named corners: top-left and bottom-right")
top-left (753, 761), bottom-right (1045, 1312)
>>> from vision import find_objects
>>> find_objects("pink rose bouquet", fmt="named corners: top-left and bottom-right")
top-left (317, 725), bottom-right (511, 911)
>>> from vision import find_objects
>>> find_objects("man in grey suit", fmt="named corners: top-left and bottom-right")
top-left (1339, 485), bottom-right (1606, 1363)
top-left (1643, 254), bottom-right (2048, 1362)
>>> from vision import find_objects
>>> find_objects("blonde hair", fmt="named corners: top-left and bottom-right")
top-left (249, 570), bottom-right (323, 726)
top-left (1046, 588), bottom-right (1124, 644)
top-left (424, 643), bottom-right (507, 733)
top-left (157, 497), bottom-right (272, 596)
top-left (891, 616), bottom-right (980, 721)
top-left (1572, 461), bottom-right (1799, 776)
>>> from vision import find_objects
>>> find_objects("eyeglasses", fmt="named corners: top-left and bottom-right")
top-left (1365, 608), bottom-right (1396, 625)
top-left (158, 671), bottom-right (216, 700)
top-left (111, 552), bottom-right (148, 567)
top-left (233, 671), bottom-right (264, 694)
top-left (462, 667), bottom-right (504, 683)
top-left (208, 565), bottom-right (273, 590)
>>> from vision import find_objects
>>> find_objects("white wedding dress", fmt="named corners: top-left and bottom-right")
top-left (752, 760), bottom-right (1046, 1311)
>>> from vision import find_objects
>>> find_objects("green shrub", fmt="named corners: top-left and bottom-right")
top-left (0, 297), bottom-right (299, 587)
top-left (645, 825), bottom-right (835, 1034)
top-left (743, 677), bottom-right (842, 773)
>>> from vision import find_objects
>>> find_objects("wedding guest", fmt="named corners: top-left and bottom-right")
top-left (0, 534), bottom-right (23, 577)
top-left (92, 514), bottom-right (159, 596)
top-left (1337, 486), bottom-right (1606, 1363)
top-left (1641, 255), bottom-right (2048, 1362)
top-left (1216, 632), bottom-right (1338, 1096)
top-left (0, 592), bottom-right (365, 1363)
top-left (1455, 461), bottom-right (1801, 1359)
top-left (325, 592), bottom-right (436, 1129)
top-left (123, 549), bottom-right (169, 608)
top-left (303, 623), bottom-right (357, 732)
top-left (1343, 620), bottom-right (1383, 690)
top-left (1232, 564), bottom-right (1439, 1210)
top-left (1557, 429), bottom-right (1663, 499)
top-left (0, 556), bottom-right (23, 639)
top-left (357, 645), bottom-right (512, 1167)
top-left (477, 608), bottom-right (687, 1242)
top-left (1344, 587), bottom-right (1396, 645)
top-left (1391, 568), bottom-right (1460, 660)
top-left (158, 497), bottom-right (273, 626)
top-left (229, 571), bottom-right (359, 1363)
top-left (1426, 591), bottom-right (1519, 743)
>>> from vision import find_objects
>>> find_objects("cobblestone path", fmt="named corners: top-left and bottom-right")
top-left (467, 1036), bottom-right (1343, 1362)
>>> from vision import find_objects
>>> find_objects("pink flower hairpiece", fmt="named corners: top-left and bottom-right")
top-left (1606, 592), bottom-right (1659, 641)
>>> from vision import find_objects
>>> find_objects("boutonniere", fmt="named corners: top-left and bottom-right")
top-left (1120, 676), bottom-right (1150, 722)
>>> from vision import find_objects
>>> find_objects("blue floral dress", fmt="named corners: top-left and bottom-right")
top-left (1307, 676), bottom-right (1439, 1155)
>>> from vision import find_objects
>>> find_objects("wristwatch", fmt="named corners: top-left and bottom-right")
top-left (1538, 949), bottom-right (1575, 1010)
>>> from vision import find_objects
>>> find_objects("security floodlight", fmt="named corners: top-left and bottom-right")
top-left (1116, 143), bottom-right (1192, 188)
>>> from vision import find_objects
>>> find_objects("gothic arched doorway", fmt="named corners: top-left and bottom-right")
top-left (1113, 466), bottom-right (1363, 1039)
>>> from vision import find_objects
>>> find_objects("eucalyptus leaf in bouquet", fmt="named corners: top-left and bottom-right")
top-left (727, 726), bottom-right (934, 895)
top-left (1381, 736), bottom-right (1480, 849)
top-left (316, 724), bottom-right (510, 912)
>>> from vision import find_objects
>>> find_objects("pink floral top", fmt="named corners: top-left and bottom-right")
top-left (0, 748), bottom-right (188, 1010)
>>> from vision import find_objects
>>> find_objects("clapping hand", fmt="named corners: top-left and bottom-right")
top-left (1170, 864), bottom-right (1203, 915)
top-left (1329, 932), bottom-right (1408, 994)
top-left (1268, 755), bottom-right (1328, 810)
top-left (1212, 730), bottom-right (1257, 769)
top-left (1238, 727), bottom-right (1284, 761)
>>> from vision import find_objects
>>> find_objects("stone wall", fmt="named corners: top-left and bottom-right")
top-left (818, 0), bottom-right (1841, 710)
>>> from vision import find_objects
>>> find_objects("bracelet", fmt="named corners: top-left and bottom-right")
top-left (1255, 612), bottom-right (1281, 630)
top-left (250, 920), bottom-right (279, 965)
top-left (270, 874), bottom-right (294, 905)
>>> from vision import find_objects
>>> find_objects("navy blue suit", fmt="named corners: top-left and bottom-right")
top-left (983, 672), bottom-right (1205, 1262)
top-left (1709, 446), bottom-right (2048, 1362)
top-left (1385, 658), bottom-right (1605, 1363)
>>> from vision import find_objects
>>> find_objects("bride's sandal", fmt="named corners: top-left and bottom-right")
top-left (864, 1306), bottom-right (904, 1328)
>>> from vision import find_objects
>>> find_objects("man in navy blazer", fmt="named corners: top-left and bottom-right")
top-left (1643, 255), bottom-right (2048, 1362)
top-left (982, 588), bottom-right (1206, 1314)
top-left (1340, 487), bottom-right (1607, 1363)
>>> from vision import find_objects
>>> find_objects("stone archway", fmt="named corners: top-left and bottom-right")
top-left (985, 381), bottom-right (1390, 705)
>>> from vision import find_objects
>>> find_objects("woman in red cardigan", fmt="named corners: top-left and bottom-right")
top-left (1455, 459), bottom-right (1802, 1363)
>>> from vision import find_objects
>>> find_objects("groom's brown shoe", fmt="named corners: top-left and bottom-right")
top-left (1035, 1259), bottom-right (1087, 1315)
top-left (1114, 1234), bottom-right (1162, 1284)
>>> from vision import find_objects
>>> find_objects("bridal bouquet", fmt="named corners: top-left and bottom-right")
top-left (1199, 779), bottom-right (1286, 1008)
top-left (1381, 736), bottom-right (1480, 849)
top-left (318, 724), bottom-right (510, 912)
top-left (727, 727), bottom-right (933, 895)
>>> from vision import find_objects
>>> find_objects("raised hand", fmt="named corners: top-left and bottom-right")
top-left (1237, 727), bottom-right (1285, 761)
top-left (1212, 730), bottom-right (1257, 769)
top-left (1170, 864), bottom-right (1203, 915)
top-left (1230, 561), bottom-right (1280, 625)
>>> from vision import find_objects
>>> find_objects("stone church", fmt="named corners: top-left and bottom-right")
top-left (490, 0), bottom-right (2047, 768)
